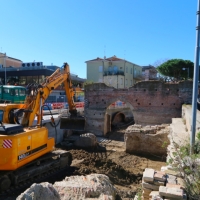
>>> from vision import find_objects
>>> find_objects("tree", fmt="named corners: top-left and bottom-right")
top-left (157, 59), bottom-right (194, 80)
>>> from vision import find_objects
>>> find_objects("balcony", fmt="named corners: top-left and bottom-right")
top-left (103, 70), bottom-right (124, 76)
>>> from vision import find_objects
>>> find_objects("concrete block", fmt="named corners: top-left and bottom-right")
top-left (143, 168), bottom-right (155, 183)
top-left (159, 186), bottom-right (187, 199)
top-left (142, 182), bottom-right (159, 191)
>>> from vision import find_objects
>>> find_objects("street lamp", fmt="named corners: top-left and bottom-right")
top-left (182, 67), bottom-right (189, 79)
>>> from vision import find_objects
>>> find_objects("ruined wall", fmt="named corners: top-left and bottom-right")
top-left (84, 81), bottom-right (193, 136)
top-left (124, 124), bottom-right (170, 156)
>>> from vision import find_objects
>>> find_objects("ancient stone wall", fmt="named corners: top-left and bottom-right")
top-left (124, 124), bottom-right (170, 156)
top-left (84, 81), bottom-right (193, 136)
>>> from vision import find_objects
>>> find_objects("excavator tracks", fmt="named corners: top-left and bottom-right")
top-left (0, 150), bottom-right (72, 199)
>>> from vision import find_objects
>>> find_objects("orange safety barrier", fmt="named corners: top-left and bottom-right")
top-left (52, 102), bottom-right (65, 109)
top-left (74, 102), bottom-right (84, 108)
top-left (50, 102), bottom-right (84, 109)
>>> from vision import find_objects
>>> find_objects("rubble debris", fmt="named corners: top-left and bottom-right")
top-left (17, 174), bottom-right (116, 200)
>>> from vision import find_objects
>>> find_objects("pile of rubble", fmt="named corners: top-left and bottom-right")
top-left (17, 174), bottom-right (116, 200)
top-left (136, 167), bottom-right (187, 200)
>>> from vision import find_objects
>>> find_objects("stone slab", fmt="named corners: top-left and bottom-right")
top-left (159, 186), bottom-right (187, 200)
top-left (143, 168), bottom-right (155, 183)
top-left (142, 182), bottom-right (159, 191)
top-left (154, 172), bottom-right (166, 182)
top-left (165, 174), bottom-right (177, 184)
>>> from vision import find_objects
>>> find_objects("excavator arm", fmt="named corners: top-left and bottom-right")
top-left (20, 63), bottom-right (84, 130)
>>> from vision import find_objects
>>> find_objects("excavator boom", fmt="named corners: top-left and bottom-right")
top-left (20, 63), bottom-right (85, 131)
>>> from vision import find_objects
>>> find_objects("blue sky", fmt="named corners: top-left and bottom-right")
top-left (0, 0), bottom-right (198, 78)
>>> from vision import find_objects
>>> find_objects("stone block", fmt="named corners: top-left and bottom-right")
top-left (143, 168), bottom-right (155, 183)
top-left (154, 172), bottom-right (166, 182)
top-left (149, 191), bottom-right (159, 196)
top-left (156, 170), bottom-right (166, 175)
top-left (150, 191), bottom-right (163, 200)
top-left (159, 186), bottom-right (187, 199)
top-left (165, 174), bottom-right (177, 184)
top-left (142, 182), bottom-right (159, 191)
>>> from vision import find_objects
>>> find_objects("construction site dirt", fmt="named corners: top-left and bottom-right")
top-left (4, 128), bottom-right (166, 200)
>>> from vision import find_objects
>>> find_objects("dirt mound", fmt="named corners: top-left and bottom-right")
top-left (69, 149), bottom-right (165, 199)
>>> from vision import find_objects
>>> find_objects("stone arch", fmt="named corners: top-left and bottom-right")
top-left (111, 112), bottom-right (125, 126)
top-left (105, 97), bottom-right (135, 132)
top-left (84, 81), bottom-right (193, 136)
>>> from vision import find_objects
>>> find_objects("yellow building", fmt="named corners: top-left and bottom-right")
top-left (85, 55), bottom-right (142, 88)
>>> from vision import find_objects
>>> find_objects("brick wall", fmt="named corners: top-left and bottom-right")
top-left (84, 81), bottom-right (193, 136)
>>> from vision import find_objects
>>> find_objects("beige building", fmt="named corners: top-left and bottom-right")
top-left (0, 52), bottom-right (22, 68)
top-left (85, 55), bottom-right (142, 88)
top-left (142, 65), bottom-right (158, 81)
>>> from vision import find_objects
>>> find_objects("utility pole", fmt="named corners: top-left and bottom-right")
top-left (191, 0), bottom-right (200, 154)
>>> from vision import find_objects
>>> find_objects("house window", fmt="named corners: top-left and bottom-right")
top-left (99, 66), bottom-right (103, 72)
top-left (113, 66), bottom-right (118, 74)
top-left (126, 67), bottom-right (128, 73)
top-left (126, 79), bottom-right (128, 86)
top-left (121, 78), bottom-right (123, 85)
top-left (131, 68), bottom-right (132, 74)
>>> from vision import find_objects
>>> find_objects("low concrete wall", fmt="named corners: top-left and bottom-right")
top-left (182, 104), bottom-right (200, 134)
top-left (44, 117), bottom-right (64, 144)
top-left (124, 124), bottom-right (170, 156)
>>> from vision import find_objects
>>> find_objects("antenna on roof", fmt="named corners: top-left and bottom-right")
top-left (104, 45), bottom-right (106, 59)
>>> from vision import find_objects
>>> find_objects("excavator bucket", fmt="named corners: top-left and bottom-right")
top-left (60, 116), bottom-right (85, 131)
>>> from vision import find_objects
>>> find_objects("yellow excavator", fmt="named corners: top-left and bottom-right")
top-left (0, 63), bottom-right (85, 191)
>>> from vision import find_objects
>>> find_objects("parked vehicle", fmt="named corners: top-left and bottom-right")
top-left (0, 85), bottom-right (26, 103)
